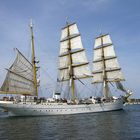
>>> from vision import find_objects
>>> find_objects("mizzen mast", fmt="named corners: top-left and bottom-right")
top-left (0, 21), bottom-right (38, 96)
top-left (30, 20), bottom-right (38, 97)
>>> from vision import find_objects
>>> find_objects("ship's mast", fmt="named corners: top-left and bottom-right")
top-left (101, 36), bottom-right (109, 98)
top-left (66, 22), bottom-right (75, 100)
top-left (93, 34), bottom-right (126, 98)
top-left (59, 22), bottom-right (91, 100)
top-left (30, 21), bottom-right (38, 97)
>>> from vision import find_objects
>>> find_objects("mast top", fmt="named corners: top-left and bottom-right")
top-left (99, 27), bottom-right (102, 36)
top-left (30, 19), bottom-right (33, 28)
top-left (66, 17), bottom-right (69, 25)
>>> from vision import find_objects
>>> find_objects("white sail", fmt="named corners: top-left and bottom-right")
top-left (93, 34), bottom-right (125, 83)
top-left (60, 36), bottom-right (83, 55)
top-left (0, 49), bottom-right (35, 95)
top-left (61, 23), bottom-right (79, 40)
top-left (59, 23), bottom-right (91, 81)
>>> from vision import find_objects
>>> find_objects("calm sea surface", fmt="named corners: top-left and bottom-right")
top-left (0, 105), bottom-right (140, 140)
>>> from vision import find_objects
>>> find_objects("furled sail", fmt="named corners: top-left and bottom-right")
top-left (58, 23), bottom-right (91, 81)
top-left (92, 34), bottom-right (125, 83)
top-left (0, 48), bottom-right (35, 95)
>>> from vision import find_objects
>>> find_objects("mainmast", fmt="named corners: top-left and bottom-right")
top-left (30, 21), bottom-right (38, 97)
top-left (66, 22), bottom-right (75, 100)
top-left (59, 22), bottom-right (91, 101)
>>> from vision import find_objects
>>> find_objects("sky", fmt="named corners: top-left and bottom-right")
top-left (0, 0), bottom-right (140, 98)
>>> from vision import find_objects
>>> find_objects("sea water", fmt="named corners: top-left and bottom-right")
top-left (0, 105), bottom-right (140, 140)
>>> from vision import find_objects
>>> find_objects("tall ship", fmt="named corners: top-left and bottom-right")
top-left (0, 22), bottom-right (132, 116)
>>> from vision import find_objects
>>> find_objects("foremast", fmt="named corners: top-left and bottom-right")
top-left (92, 34), bottom-right (125, 98)
top-left (30, 21), bottom-right (38, 97)
top-left (100, 36), bottom-right (109, 98)
top-left (59, 22), bottom-right (91, 101)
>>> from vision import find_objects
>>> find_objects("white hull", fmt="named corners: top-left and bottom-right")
top-left (0, 101), bottom-right (13, 112)
top-left (0, 101), bottom-right (14, 104)
top-left (0, 98), bottom-right (124, 116)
